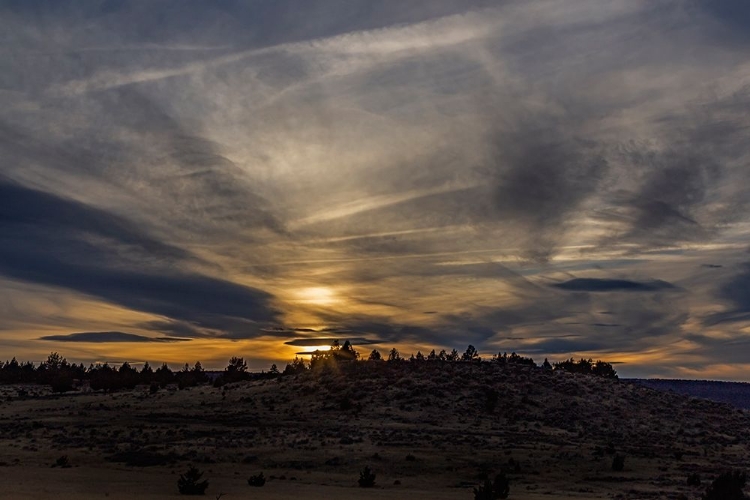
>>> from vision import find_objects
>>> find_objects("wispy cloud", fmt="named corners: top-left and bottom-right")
top-left (2, 0), bottom-right (750, 378)
top-left (39, 331), bottom-right (190, 343)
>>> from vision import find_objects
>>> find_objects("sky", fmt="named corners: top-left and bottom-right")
top-left (2, 0), bottom-right (750, 379)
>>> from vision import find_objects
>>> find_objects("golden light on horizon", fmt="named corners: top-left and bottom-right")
top-left (298, 345), bottom-right (333, 354)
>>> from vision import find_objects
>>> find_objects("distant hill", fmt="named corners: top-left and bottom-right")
top-left (628, 378), bottom-right (750, 409)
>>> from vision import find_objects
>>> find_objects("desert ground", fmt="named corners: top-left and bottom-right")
top-left (1, 362), bottom-right (748, 499)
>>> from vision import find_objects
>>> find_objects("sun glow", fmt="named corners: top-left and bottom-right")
top-left (298, 345), bottom-right (333, 354)
top-left (293, 287), bottom-right (338, 306)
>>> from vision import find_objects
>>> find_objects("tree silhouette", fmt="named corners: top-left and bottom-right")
top-left (592, 360), bottom-right (617, 378)
top-left (473, 473), bottom-right (509, 499)
top-left (462, 345), bottom-right (480, 362)
top-left (338, 340), bottom-right (359, 361)
top-left (554, 358), bottom-right (617, 378)
top-left (368, 349), bottom-right (382, 361)
top-left (154, 363), bottom-right (174, 387)
top-left (177, 465), bottom-right (209, 495)
top-left (358, 466), bottom-right (376, 487)
top-left (284, 356), bottom-right (307, 375)
top-left (387, 348), bottom-right (401, 362)
top-left (507, 352), bottom-right (534, 366)
top-left (140, 362), bottom-right (154, 384)
top-left (224, 357), bottom-right (249, 382)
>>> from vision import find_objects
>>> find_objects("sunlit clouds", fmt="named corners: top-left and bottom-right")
top-left (2, 1), bottom-right (750, 379)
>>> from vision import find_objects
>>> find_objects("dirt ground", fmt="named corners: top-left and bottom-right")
top-left (1, 362), bottom-right (748, 499)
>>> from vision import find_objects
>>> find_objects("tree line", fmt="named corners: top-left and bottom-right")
top-left (0, 343), bottom-right (616, 392)
top-left (283, 341), bottom-right (617, 379)
top-left (0, 353), bottom-right (276, 392)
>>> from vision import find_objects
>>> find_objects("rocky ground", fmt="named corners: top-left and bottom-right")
top-left (1, 361), bottom-right (748, 499)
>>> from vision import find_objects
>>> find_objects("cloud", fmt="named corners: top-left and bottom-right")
top-left (0, 180), bottom-right (279, 336)
top-left (706, 262), bottom-right (750, 324)
top-left (284, 337), bottom-right (379, 347)
top-left (487, 130), bottom-right (608, 261)
top-left (137, 320), bottom-right (208, 338)
top-left (2, 0), bottom-right (750, 378)
top-left (552, 278), bottom-right (677, 292)
top-left (697, 1), bottom-right (750, 42)
top-left (38, 331), bottom-right (190, 343)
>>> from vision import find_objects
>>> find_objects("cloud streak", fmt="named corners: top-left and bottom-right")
top-left (552, 278), bottom-right (677, 292)
top-left (39, 332), bottom-right (190, 343)
top-left (0, 180), bottom-right (279, 336)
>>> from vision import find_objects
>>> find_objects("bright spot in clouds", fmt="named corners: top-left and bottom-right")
top-left (293, 287), bottom-right (338, 306)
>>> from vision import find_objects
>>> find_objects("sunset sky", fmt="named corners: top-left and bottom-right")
top-left (2, 1), bottom-right (750, 379)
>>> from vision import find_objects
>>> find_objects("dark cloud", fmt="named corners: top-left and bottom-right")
top-left (261, 326), bottom-right (356, 336)
top-left (0, 180), bottom-right (279, 335)
top-left (0, 0), bottom-right (493, 55)
top-left (698, 1), bottom-right (750, 42)
top-left (317, 317), bottom-right (440, 345)
top-left (706, 263), bottom-right (750, 324)
top-left (38, 331), bottom-right (189, 343)
top-left (0, 177), bottom-right (191, 267)
top-left (518, 337), bottom-right (607, 356)
top-left (552, 278), bottom-right (677, 292)
top-left (682, 333), bottom-right (750, 365)
top-left (599, 148), bottom-right (721, 247)
top-left (594, 86), bottom-right (750, 253)
top-left (138, 320), bottom-right (208, 338)
top-left (284, 337), bottom-right (379, 347)
top-left (487, 126), bottom-right (608, 261)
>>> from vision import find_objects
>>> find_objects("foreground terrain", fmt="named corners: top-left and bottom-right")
top-left (1, 361), bottom-right (748, 499)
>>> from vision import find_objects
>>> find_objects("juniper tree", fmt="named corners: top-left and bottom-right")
top-left (177, 465), bottom-right (209, 495)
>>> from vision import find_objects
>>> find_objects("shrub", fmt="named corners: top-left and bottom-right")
top-left (247, 472), bottom-right (266, 487)
top-left (687, 472), bottom-right (701, 486)
top-left (50, 375), bottom-right (75, 393)
top-left (178, 465), bottom-right (209, 495)
top-left (358, 466), bottom-right (376, 487)
top-left (52, 455), bottom-right (71, 468)
top-left (473, 473), bottom-right (510, 500)
top-left (484, 389), bottom-right (499, 413)
top-left (702, 470), bottom-right (747, 500)
top-left (554, 358), bottom-right (618, 378)
top-left (612, 455), bottom-right (625, 472)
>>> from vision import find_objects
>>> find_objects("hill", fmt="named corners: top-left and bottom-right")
top-left (0, 360), bottom-right (748, 499)
top-left (629, 379), bottom-right (750, 410)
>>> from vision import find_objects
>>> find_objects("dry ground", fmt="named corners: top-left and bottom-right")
top-left (1, 362), bottom-right (748, 499)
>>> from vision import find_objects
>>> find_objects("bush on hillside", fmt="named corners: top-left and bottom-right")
top-left (703, 470), bottom-right (747, 500)
top-left (177, 465), bottom-right (209, 495)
